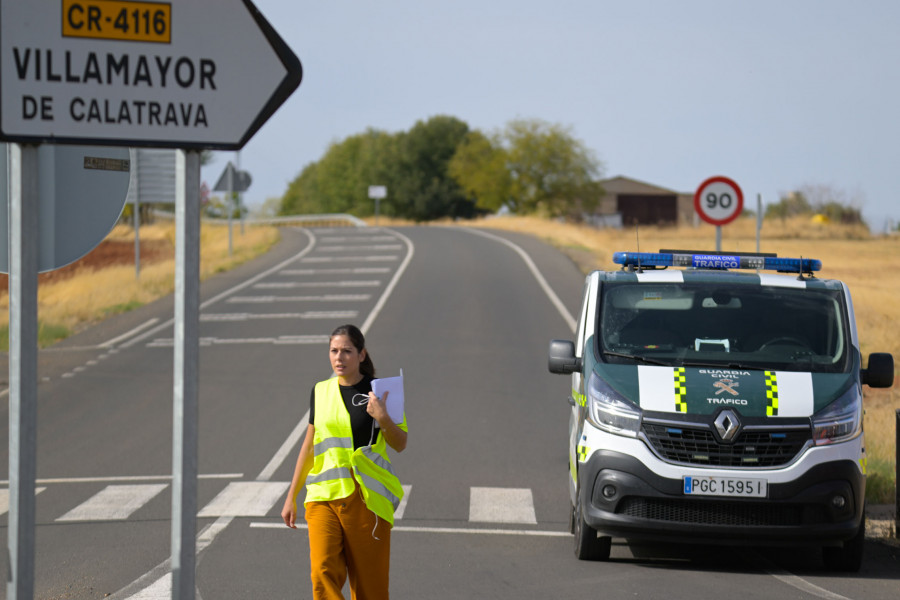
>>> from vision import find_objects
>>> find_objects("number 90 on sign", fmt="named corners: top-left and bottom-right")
top-left (693, 176), bottom-right (744, 226)
top-left (62, 0), bottom-right (171, 44)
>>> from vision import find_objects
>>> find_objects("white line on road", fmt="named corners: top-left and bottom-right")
top-left (118, 229), bottom-right (319, 349)
top-left (249, 522), bottom-right (570, 537)
top-left (279, 267), bottom-right (390, 276)
top-left (225, 294), bottom-right (371, 303)
top-left (200, 311), bottom-right (357, 322)
top-left (301, 255), bottom-right (398, 263)
top-left (461, 227), bottom-right (576, 332)
top-left (57, 484), bottom-right (168, 522)
top-left (253, 280), bottom-right (381, 288)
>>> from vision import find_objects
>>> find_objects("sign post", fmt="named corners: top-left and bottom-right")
top-left (694, 176), bottom-right (744, 251)
top-left (1, 2), bottom-right (302, 598)
top-left (369, 185), bottom-right (387, 226)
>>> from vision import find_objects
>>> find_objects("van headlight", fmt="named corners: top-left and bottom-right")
top-left (586, 371), bottom-right (642, 437)
top-left (811, 386), bottom-right (862, 446)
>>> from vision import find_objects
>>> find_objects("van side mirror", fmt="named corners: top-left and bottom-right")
top-left (862, 352), bottom-right (894, 388)
top-left (548, 339), bottom-right (582, 374)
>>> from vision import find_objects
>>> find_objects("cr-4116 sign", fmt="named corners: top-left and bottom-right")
top-left (0, 0), bottom-right (302, 149)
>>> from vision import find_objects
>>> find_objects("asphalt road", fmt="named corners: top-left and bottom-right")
top-left (1, 225), bottom-right (897, 599)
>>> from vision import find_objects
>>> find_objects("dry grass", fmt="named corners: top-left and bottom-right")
top-left (462, 214), bottom-right (900, 500)
top-left (0, 222), bottom-right (279, 334)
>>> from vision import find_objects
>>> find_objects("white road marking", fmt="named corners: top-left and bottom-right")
top-left (0, 473), bottom-right (243, 486)
top-left (57, 484), bottom-right (167, 522)
top-left (200, 311), bottom-right (357, 322)
top-left (197, 482), bottom-right (289, 517)
top-left (118, 229), bottom-right (320, 349)
top-left (469, 487), bottom-right (538, 524)
top-left (280, 267), bottom-right (390, 276)
top-left (317, 244), bottom-right (404, 252)
top-left (395, 484), bottom-right (412, 520)
top-left (253, 280), bottom-right (381, 289)
top-left (147, 335), bottom-right (330, 348)
top-left (98, 318), bottom-right (161, 349)
top-left (0, 487), bottom-right (46, 515)
top-left (765, 568), bottom-right (853, 600)
top-left (461, 227), bottom-right (576, 332)
top-left (249, 522), bottom-right (569, 538)
top-left (301, 255), bottom-right (398, 263)
top-left (225, 294), bottom-right (371, 303)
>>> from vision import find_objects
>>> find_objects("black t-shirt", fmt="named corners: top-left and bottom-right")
top-left (309, 376), bottom-right (380, 450)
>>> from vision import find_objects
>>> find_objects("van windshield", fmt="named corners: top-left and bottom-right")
top-left (598, 282), bottom-right (851, 373)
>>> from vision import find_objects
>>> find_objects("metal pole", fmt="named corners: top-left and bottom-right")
top-left (227, 162), bottom-right (233, 257)
top-left (172, 149), bottom-right (200, 600)
top-left (715, 225), bottom-right (722, 252)
top-left (237, 151), bottom-right (244, 235)
top-left (130, 148), bottom-right (141, 279)
top-left (756, 193), bottom-right (762, 253)
top-left (7, 142), bottom-right (39, 600)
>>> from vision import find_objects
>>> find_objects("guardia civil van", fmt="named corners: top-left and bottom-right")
top-left (548, 250), bottom-right (894, 571)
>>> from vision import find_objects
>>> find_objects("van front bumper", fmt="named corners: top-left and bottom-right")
top-left (580, 449), bottom-right (864, 546)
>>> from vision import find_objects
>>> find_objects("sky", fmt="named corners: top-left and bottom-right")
top-left (203, 0), bottom-right (900, 232)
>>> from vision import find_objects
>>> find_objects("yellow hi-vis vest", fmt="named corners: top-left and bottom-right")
top-left (305, 378), bottom-right (406, 526)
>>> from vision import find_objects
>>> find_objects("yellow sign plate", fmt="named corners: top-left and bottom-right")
top-left (62, 0), bottom-right (172, 44)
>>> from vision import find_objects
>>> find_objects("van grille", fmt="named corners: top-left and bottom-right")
top-left (642, 422), bottom-right (810, 467)
top-left (617, 497), bottom-right (822, 526)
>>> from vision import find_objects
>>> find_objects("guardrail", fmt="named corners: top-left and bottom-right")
top-left (149, 211), bottom-right (367, 228)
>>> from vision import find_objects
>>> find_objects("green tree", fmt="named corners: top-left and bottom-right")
top-left (448, 130), bottom-right (512, 213)
top-left (450, 118), bottom-right (603, 217)
top-left (389, 115), bottom-right (475, 221)
top-left (280, 129), bottom-right (396, 216)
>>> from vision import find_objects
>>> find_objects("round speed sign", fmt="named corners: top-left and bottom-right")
top-left (694, 176), bottom-right (743, 226)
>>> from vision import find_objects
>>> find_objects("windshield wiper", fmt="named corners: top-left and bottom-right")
top-left (602, 351), bottom-right (670, 366)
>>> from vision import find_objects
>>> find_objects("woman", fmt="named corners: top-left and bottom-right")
top-left (282, 324), bottom-right (407, 600)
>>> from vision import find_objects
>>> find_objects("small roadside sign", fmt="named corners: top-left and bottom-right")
top-left (694, 176), bottom-right (744, 226)
top-left (214, 162), bottom-right (252, 193)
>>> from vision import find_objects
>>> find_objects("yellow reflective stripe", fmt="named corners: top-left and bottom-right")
top-left (674, 367), bottom-right (687, 413)
top-left (764, 371), bottom-right (779, 416)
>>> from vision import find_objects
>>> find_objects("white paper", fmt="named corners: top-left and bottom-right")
top-left (372, 370), bottom-right (404, 424)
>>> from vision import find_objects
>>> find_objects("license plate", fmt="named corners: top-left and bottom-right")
top-left (683, 476), bottom-right (767, 498)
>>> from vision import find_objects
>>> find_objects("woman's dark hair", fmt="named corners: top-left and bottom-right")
top-left (330, 324), bottom-right (375, 378)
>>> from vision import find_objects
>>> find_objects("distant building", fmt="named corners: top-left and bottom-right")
top-left (593, 176), bottom-right (694, 227)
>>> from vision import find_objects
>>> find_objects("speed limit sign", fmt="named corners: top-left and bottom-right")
top-left (694, 176), bottom-right (744, 226)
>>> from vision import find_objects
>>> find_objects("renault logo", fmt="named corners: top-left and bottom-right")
top-left (714, 409), bottom-right (741, 442)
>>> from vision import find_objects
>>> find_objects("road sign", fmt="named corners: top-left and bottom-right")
top-left (0, 143), bottom-right (131, 272)
top-left (694, 176), bottom-right (744, 226)
top-left (214, 162), bottom-right (252, 193)
top-left (0, 0), bottom-right (302, 149)
top-left (368, 185), bottom-right (387, 199)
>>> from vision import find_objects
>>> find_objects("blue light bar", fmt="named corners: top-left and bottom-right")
top-left (612, 251), bottom-right (821, 273)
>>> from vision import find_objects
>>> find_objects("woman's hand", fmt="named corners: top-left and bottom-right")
top-left (366, 390), bottom-right (389, 422)
top-left (282, 497), bottom-right (298, 528)
top-left (367, 391), bottom-right (407, 452)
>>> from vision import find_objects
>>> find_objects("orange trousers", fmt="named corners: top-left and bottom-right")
top-left (305, 483), bottom-right (391, 600)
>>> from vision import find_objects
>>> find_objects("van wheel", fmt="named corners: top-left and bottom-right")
top-left (573, 493), bottom-right (611, 561)
top-left (822, 512), bottom-right (865, 572)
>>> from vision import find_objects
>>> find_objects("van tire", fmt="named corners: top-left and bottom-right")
top-left (822, 512), bottom-right (865, 572)
top-left (573, 492), bottom-right (612, 561)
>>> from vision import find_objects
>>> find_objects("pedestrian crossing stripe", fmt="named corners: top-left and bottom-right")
top-left (57, 484), bottom-right (167, 522)
top-left (4, 482), bottom-right (548, 526)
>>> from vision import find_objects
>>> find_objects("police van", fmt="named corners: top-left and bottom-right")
top-left (548, 250), bottom-right (894, 571)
